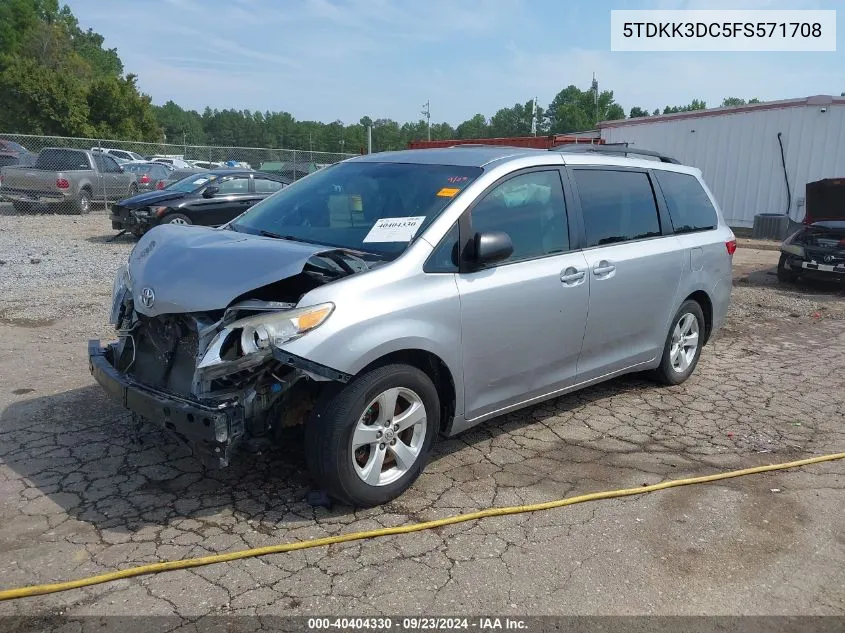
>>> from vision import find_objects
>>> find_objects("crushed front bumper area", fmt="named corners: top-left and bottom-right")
top-left (110, 205), bottom-right (158, 232)
top-left (782, 252), bottom-right (845, 278)
top-left (88, 339), bottom-right (244, 468)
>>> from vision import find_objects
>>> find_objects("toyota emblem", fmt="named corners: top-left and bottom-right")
top-left (139, 287), bottom-right (155, 308)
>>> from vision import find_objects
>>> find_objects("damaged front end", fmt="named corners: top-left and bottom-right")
top-left (781, 221), bottom-right (845, 279)
top-left (88, 227), bottom-right (364, 468)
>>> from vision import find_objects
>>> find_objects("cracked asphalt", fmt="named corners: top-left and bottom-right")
top-left (0, 216), bottom-right (844, 622)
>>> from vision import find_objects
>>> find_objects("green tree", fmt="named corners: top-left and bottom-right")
top-left (662, 99), bottom-right (707, 114)
top-left (87, 74), bottom-right (160, 141)
top-left (629, 106), bottom-right (650, 118)
top-left (0, 53), bottom-right (92, 135)
top-left (456, 114), bottom-right (490, 139)
top-left (546, 84), bottom-right (624, 132)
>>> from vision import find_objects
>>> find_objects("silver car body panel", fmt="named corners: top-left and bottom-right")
top-left (105, 146), bottom-right (734, 440)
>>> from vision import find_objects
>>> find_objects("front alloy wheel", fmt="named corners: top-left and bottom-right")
top-left (305, 363), bottom-right (439, 507)
top-left (352, 387), bottom-right (428, 486)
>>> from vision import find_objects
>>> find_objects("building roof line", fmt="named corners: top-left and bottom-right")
top-left (598, 95), bottom-right (845, 129)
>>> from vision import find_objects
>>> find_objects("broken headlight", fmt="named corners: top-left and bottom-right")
top-left (234, 302), bottom-right (335, 355)
top-left (110, 263), bottom-right (132, 325)
top-left (781, 230), bottom-right (805, 257)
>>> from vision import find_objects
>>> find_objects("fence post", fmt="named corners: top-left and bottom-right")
top-left (292, 149), bottom-right (297, 181)
top-left (98, 139), bottom-right (108, 211)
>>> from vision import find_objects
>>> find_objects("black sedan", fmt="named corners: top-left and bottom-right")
top-left (110, 170), bottom-right (290, 237)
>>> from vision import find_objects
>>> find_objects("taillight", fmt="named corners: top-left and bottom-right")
top-left (726, 239), bottom-right (737, 255)
top-left (139, 174), bottom-right (150, 184)
top-left (156, 180), bottom-right (165, 190)
top-left (56, 178), bottom-right (70, 189)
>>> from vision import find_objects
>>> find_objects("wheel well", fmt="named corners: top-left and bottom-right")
top-left (358, 350), bottom-right (456, 434)
top-left (685, 290), bottom-right (713, 344)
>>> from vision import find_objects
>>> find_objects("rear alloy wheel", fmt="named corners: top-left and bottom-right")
top-left (777, 253), bottom-right (800, 283)
top-left (163, 213), bottom-right (191, 225)
top-left (651, 300), bottom-right (705, 386)
top-left (72, 189), bottom-right (92, 215)
top-left (305, 364), bottom-right (439, 507)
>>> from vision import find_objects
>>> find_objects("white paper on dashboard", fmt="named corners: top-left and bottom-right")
top-left (362, 216), bottom-right (427, 242)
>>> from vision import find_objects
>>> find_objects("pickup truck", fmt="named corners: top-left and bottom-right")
top-left (0, 148), bottom-right (138, 214)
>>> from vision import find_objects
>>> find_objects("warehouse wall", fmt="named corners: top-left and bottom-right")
top-left (600, 104), bottom-right (845, 228)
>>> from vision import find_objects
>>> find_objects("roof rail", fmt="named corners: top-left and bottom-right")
top-left (550, 143), bottom-right (680, 164)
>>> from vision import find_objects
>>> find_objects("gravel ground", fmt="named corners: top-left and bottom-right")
top-left (0, 210), bottom-right (133, 336)
top-left (1, 211), bottom-right (844, 624)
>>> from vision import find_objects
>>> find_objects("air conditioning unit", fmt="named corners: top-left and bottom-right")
top-left (751, 213), bottom-right (791, 241)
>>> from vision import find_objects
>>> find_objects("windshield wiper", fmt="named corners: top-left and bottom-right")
top-left (259, 230), bottom-right (327, 245)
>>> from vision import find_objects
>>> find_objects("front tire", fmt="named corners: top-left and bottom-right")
top-left (305, 364), bottom-right (440, 507)
top-left (162, 213), bottom-right (191, 225)
top-left (651, 300), bottom-right (705, 386)
top-left (777, 253), bottom-right (800, 283)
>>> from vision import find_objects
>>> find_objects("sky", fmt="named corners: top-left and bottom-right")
top-left (65, 0), bottom-right (843, 126)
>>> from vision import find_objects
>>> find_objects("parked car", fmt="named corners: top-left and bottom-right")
top-left (89, 145), bottom-right (735, 506)
top-left (0, 139), bottom-right (37, 169)
top-left (159, 167), bottom-right (208, 188)
top-left (0, 148), bottom-right (138, 214)
top-left (91, 147), bottom-right (147, 163)
top-left (187, 160), bottom-right (224, 169)
top-left (109, 169), bottom-right (288, 236)
top-left (150, 156), bottom-right (192, 169)
top-left (778, 177), bottom-right (845, 283)
top-left (121, 162), bottom-right (174, 193)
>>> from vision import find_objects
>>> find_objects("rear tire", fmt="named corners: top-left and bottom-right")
top-left (777, 253), bottom-right (800, 283)
top-left (162, 213), bottom-right (191, 225)
top-left (304, 364), bottom-right (440, 507)
top-left (70, 189), bottom-right (92, 215)
top-left (651, 299), bottom-right (705, 386)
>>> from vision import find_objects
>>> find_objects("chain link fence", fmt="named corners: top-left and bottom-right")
top-left (0, 133), bottom-right (358, 215)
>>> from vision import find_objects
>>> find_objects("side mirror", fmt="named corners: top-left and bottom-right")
top-left (473, 231), bottom-right (513, 266)
top-left (203, 185), bottom-right (219, 198)
top-left (118, 166), bottom-right (125, 173)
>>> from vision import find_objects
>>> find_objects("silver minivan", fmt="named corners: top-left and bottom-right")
top-left (89, 145), bottom-right (736, 506)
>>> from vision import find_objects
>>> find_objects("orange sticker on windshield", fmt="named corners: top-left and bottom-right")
top-left (437, 187), bottom-right (460, 197)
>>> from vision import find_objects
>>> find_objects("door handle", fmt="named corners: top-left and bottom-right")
top-left (560, 267), bottom-right (586, 284)
top-left (592, 260), bottom-right (616, 276)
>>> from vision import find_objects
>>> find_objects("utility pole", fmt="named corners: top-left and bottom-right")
top-left (591, 72), bottom-right (599, 125)
top-left (531, 97), bottom-right (537, 136)
top-left (421, 100), bottom-right (431, 141)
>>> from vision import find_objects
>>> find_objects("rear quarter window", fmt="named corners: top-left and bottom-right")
top-left (653, 170), bottom-right (718, 233)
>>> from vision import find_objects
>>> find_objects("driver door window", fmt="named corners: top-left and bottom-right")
top-left (215, 177), bottom-right (251, 194)
top-left (469, 170), bottom-right (570, 265)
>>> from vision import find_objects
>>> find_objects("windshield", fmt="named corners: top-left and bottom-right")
top-left (230, 161), bottom-right (482, 257)
top-left (166, 173), bottom-right (218, 192)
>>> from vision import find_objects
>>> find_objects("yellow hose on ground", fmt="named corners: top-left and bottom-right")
top-left (1, 451), bottom-right (843, 602)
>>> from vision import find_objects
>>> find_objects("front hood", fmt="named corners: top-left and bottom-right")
top-left (118, 190), bottom-right (189, 208)
top-left (127, 225), bottom-right (327, 317)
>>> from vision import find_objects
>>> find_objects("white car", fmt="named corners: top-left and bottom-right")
top-left (150, 156), bottom-right (192, 169)
top-left (91, 147), bottom-right (147, 163)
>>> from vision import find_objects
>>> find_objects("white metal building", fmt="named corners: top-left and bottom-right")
top-left (597, 95), bottom-right (845, 228)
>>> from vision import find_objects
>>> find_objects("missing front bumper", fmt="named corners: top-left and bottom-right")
top-left (88, 339), bottom-right (245, 468)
